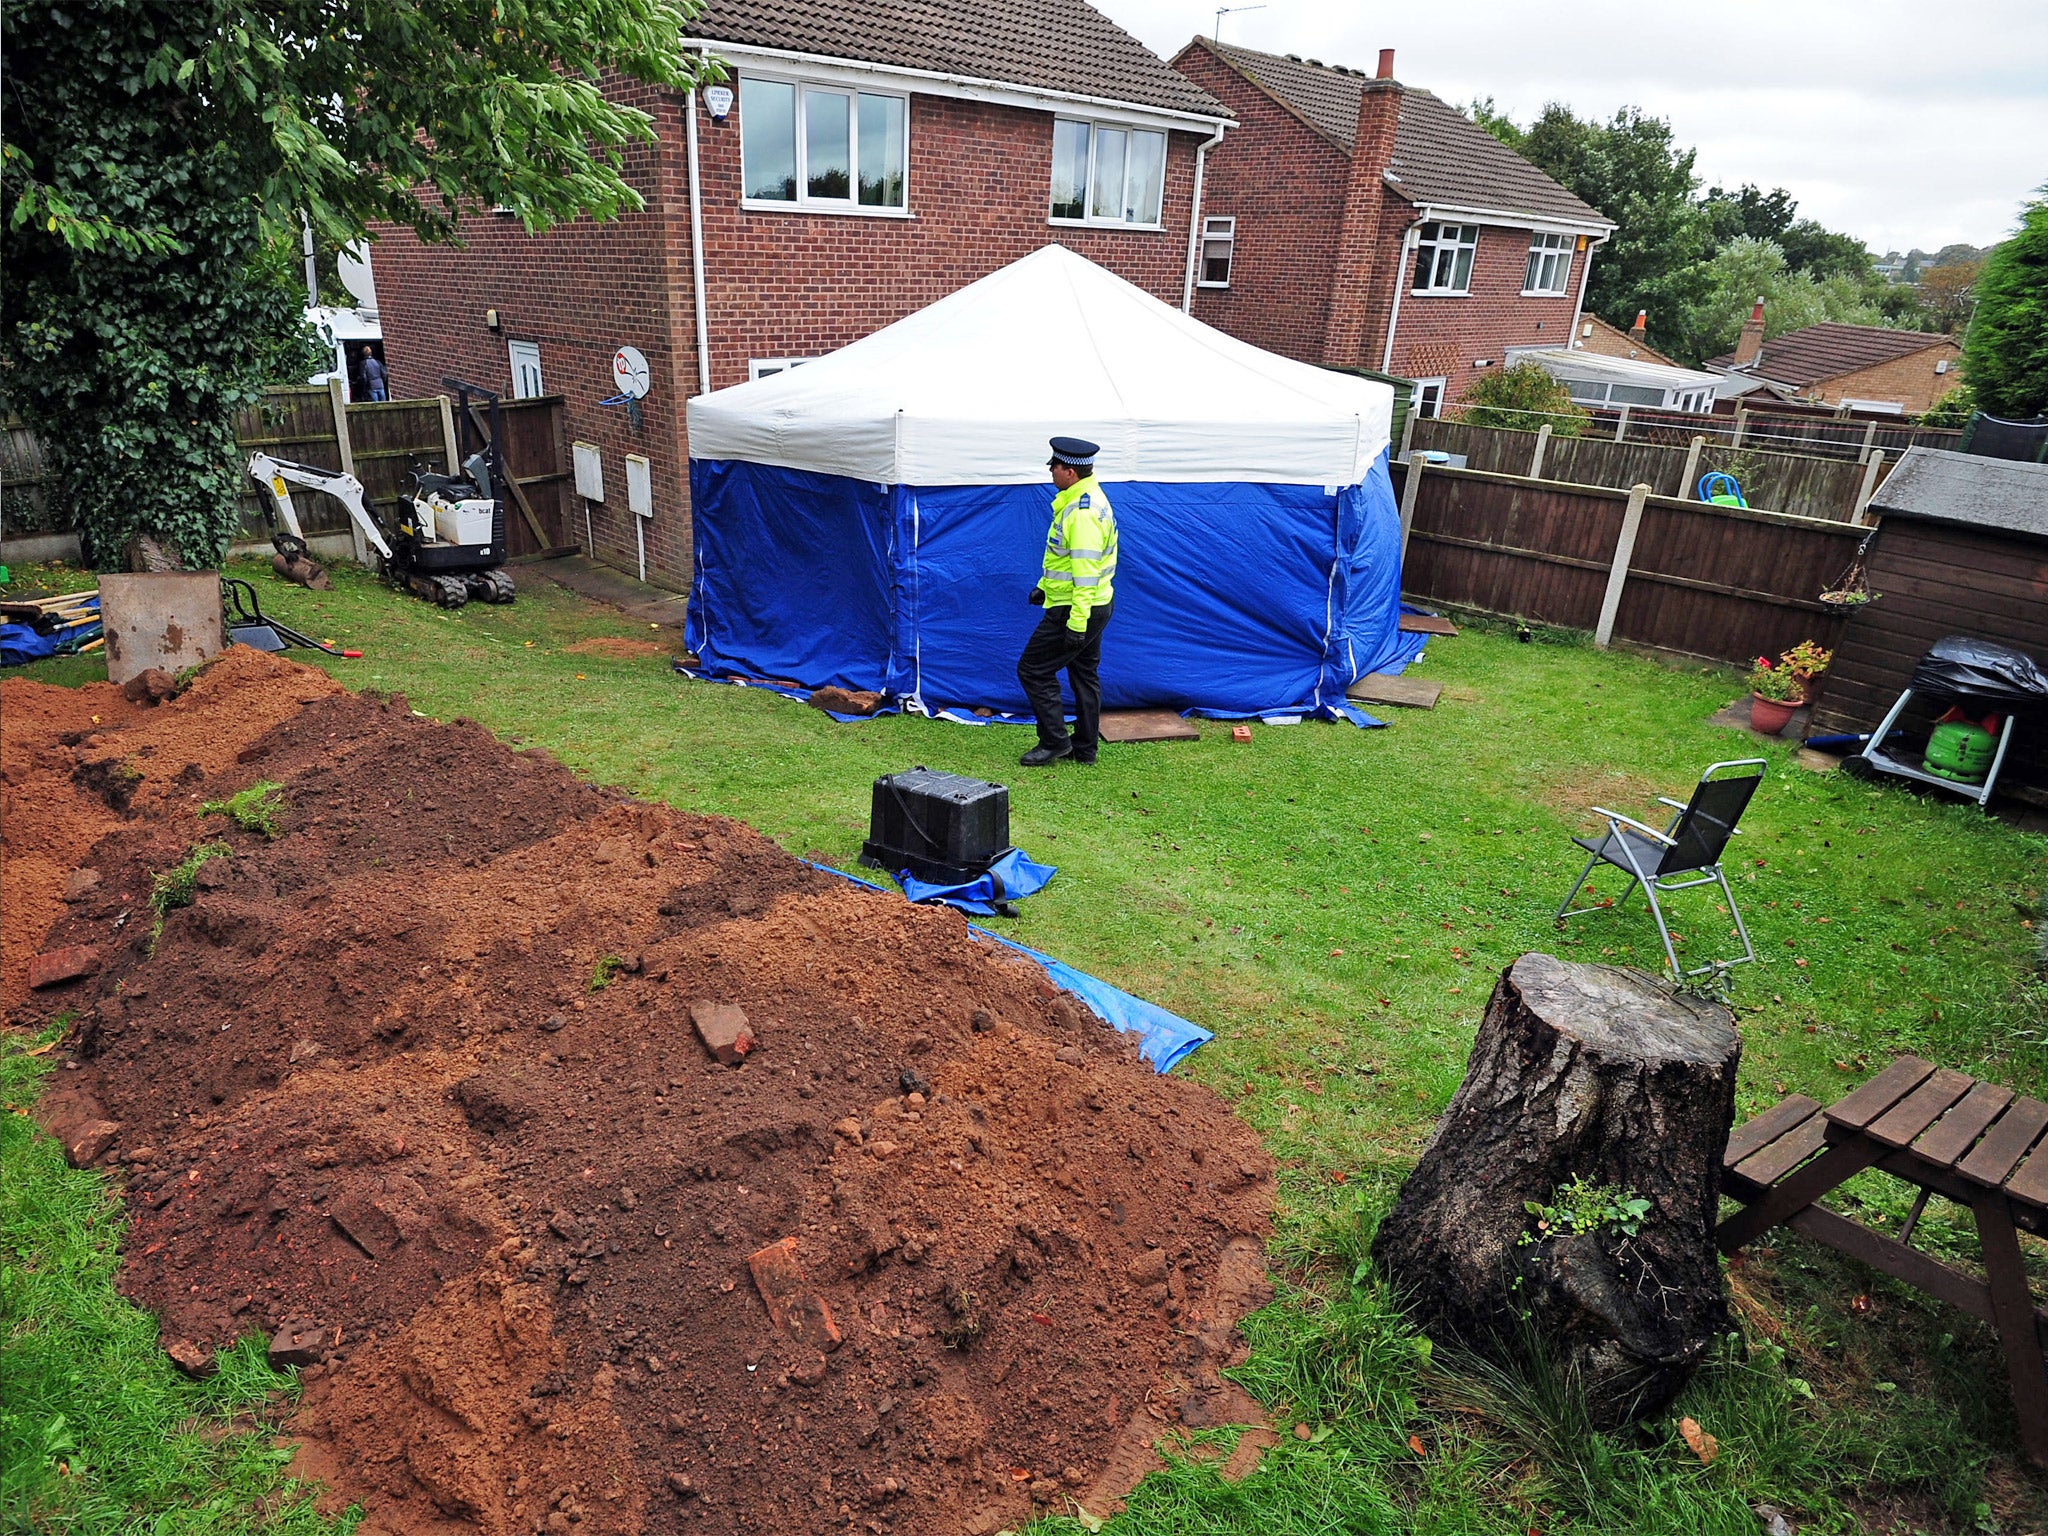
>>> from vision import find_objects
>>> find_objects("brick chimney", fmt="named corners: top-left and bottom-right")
top-left (1733, 296), bottom-right (1765, 368)
top-left (1629, 310), bottom-right (1648, 343)
top-left (1321, 65), bottom-right (1404, 370)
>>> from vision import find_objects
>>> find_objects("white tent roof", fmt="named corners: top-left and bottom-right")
top-left (686, 244), bottom-right (1393, 486)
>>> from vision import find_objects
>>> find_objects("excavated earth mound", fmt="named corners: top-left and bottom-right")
top-left (4, 649), bottom-right (1276, 1536)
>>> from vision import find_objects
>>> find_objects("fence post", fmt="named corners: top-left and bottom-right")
top-left (1859, 420), bottom-right (1878, 463)
top-left (1529, 423), bottom-right (1553, 480)
top-left (1398, 457), bottom-right (1426, 570)
top-left (1853, 449), bottom-right (1886, 524)
top-left (437, 394), bottom-right (460, 474)
top-left (1731, 406), bottom-right (1748, 448)
top-left (1614, 405), bottom-right (1631, 444)
top-left (1594, 483), bottom-right (1651, 649)
top-left (1397, 405), bottom-right (1417, 465)
top-left (1679, 435), bottom-right (1705, 501)
top-left (326, 377), bottom-right (368, 566)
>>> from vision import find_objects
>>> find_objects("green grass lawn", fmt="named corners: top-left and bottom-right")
top-left (7, 556), bottom-right (2047, 1533)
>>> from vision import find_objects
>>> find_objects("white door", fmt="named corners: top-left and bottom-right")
top-left (508, 340), bottom-right (544, 399)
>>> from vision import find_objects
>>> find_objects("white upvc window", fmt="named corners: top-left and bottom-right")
top-left (1049, 118), bottom-right (1167, 228)
top-left (508, 340), bottom-right (544, 399)
top-left (1522, 231), bottom-right (1574, 295)
top-left (739, 75), bottom-right (908, 213)
top-left (1410, 378), bottom-right (1447, 419)
top-left (1198, 215), bottom-right (1235, 287)
top-left (1412, 223), bottom-right (1478, 294)
top-left (749, 357), bottom-right (817, 381)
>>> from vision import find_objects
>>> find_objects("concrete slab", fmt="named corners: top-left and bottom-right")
top-left (1708, 698), bottom-right (1811, 740)
top-left (98, 572), bottom-right (225, 685)
top-left (525, 555), bottom-right (691, 629)
top-left (1099, 710), bottom-right (1200, 743)
top-left (1347, 673), bottom-right (1442, 709)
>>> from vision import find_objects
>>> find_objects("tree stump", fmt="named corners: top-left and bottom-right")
top-left (1373, 953), bottom-right (1740, 1424)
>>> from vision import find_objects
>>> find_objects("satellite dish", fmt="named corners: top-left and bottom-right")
top-left (612, 345), bottom-right (650, 400)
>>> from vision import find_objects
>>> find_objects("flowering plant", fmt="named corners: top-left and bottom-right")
top-left (1748, 641), bottom-right (1831, 703)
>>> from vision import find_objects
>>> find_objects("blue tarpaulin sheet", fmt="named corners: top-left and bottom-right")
top-left (892, 847), bottom-right (1056, 915)
top-left (688, 452), bottom-right (1421, 725)
top-left (808, 861), bottom-right (1211, 1072)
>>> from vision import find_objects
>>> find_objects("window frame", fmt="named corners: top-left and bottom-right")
top-left (1411, 223), bottom-right (1480, 295)
top-left (507, 339), bottom-right (545, 400)
top-left (749, 357), bottom-right (818, 381)
top-left (737, 72), bottom-right (911, 218)
top-left (1409, 377), bottom-right (1447, 420)
top-left (1197, 215), bottom-right (1235, 288)
top-left (1521, 230), bottom-right (1574, 296)
top-left (1047, 116), bottom-right (1169, 231)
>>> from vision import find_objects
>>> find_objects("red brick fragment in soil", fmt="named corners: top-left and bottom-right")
top-left (690, 999), bottom-right (754, 1064)
top-left (28, 943), bottom-right (101, 989)
top-left (3, 648), bottom-right (1276, 1536)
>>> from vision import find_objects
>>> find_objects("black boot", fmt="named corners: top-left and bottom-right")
top-left (1020, 741), bottom-right (1073, 767)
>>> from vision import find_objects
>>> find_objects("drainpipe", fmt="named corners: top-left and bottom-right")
top-left (1378, 219), bottom-right (1421, 375)
top-left (686, 89), bottom-right (712, 395)
top-left (1181, 120), bottom-right (1229, 314)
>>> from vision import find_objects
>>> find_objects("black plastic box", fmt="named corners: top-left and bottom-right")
top-left (859, 766), bottom-right (1012, 883)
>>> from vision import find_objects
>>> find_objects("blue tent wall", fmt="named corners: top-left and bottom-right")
top-left (688, 459), bottom-right (895, 688)
top-left (688, 453), bottom-right (1417, 716)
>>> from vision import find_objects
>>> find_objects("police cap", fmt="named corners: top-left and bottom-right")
top-left (1047, 435), bottom-right (1099, 468)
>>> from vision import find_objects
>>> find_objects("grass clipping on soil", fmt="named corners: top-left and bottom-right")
top-left (5, 650), bottom-right (1275, 1536)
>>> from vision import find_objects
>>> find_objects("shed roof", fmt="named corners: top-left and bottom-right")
top-left (687, 0), bottom-right (1230, 120)
top-left (1869, 447), bottom-right (2048, 541)
top-left (1188, 40), bottom-right (1609, 229)
top-left (1706, 322), bottom-right (1954, 386)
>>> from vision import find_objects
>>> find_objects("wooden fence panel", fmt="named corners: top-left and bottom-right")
top-left (0, 419), bottom-right (54, 535)
top-left (1410, 417), bottom-right (1878, 522)
top-left (232, 389), bottom-right (345, 540)
top-left (1402, 466), bottom-right (1865, 666)
top-left (493, 397), bottom-right (570, 555)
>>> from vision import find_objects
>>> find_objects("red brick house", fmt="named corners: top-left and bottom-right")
top-left (1170, 40), bottom-right (1613, 421)
top-left (367, 0), bottom-right (1231, 588)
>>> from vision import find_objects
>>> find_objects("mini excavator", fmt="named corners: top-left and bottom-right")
top-left (246, 379), bottom-right (516, 609)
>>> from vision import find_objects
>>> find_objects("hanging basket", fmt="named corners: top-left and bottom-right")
top-left (1819, 550), bottom-right (1877, 610)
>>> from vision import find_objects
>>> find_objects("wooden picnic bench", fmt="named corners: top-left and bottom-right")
top-left (1719, 1055), bottom-right (2048, 1464)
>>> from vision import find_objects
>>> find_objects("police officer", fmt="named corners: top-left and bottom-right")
top-left (1017, 436), bottom-right (1117, 767)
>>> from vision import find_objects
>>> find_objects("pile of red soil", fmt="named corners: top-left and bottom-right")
top-left (5, 650), bottom-right (1276, 1536)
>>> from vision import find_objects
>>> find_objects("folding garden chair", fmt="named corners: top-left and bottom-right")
top-left (1555, 759), bottom-right (1766, 981)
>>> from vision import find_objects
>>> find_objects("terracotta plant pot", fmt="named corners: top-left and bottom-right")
top-left (1749, 692), bottom-right (1801, 736)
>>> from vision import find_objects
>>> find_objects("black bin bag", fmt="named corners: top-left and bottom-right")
top-left (1909, 635), bottom-right (2048, 710)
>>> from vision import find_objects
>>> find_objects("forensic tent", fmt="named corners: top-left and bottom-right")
top-left (684, 244), bottom-right (1422, 722)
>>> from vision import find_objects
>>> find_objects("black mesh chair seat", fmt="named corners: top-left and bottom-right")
top-left (1572, 826), bottom-right (1673, 875)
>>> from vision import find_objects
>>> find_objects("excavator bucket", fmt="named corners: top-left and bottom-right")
top-left (272, 550), bottom-right (330, 590)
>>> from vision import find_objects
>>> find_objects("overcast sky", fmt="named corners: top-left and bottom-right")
top-left (1106, 0), bottom-right (2046, 254)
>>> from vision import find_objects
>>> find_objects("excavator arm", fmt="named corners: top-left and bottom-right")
top-left (246, 452), bottom-right (393, 562)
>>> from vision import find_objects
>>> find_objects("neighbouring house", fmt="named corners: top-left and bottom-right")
top-left (1573, 312), bottom-right (1677, 368)
top-left (368, 0), bottom-right (1232, 588)
top-left (1705, 301), bottom-right (1963, 415)
top-left (1168, 40), bottom-right (1614, 423)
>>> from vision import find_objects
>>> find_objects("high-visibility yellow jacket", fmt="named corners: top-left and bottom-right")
top-left (1039, 475), bottom-right (1117, 632)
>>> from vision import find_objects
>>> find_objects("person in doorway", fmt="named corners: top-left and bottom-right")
top-left (359, 347), bottom-right (387, 402)
top-left (1016, 435), bottom-right (1116, 767)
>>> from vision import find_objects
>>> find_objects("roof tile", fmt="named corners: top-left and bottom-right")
top-left (1706, 322), bottom-right (1953, 386)
top-left (1194, 40), bottom-right (1608, 228)
top-left (687, 0), bottom-right (1230, 119)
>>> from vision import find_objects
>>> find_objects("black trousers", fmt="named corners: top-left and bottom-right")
top-left (1017, 603), bottom-right (1112, 754)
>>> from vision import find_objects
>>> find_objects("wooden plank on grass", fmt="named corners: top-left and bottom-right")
top-left (1099, 710), bottom-right (1199, 743)
top-left (1399, 612), bottom-right (1460, 636)
top-left (1346, 673), bottom-right (1442, 709)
